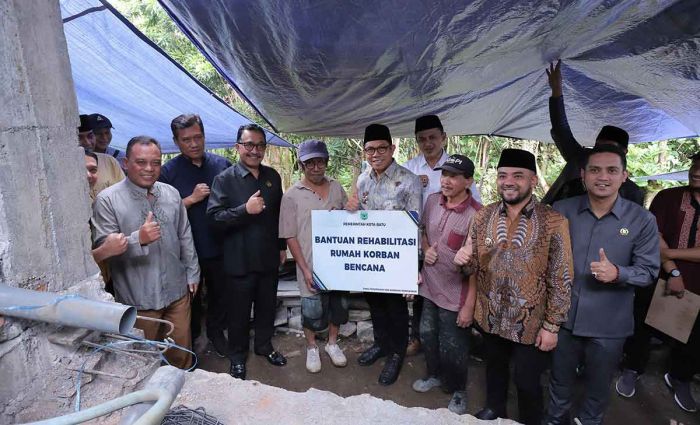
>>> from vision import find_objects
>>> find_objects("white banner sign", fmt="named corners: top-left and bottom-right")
top-left (311, 210), bottom-right (419, 294)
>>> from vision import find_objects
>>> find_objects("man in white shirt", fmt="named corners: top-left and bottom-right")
top-left (402, 114), bottom-right (481, 356)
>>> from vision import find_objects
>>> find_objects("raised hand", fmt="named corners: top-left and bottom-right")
top-left (590, 248), bottom-right (618, 283)
top-left (453, 237), bottom-right (472, 266)
top-left (345, 191), bottom-right (360, 212)
top-left (139, 212), bottom-right (161, 245)
top-left (245, 190), bottom-right (265, 214)
top-left (546, 59), bottom-right (563, 97)
top-left (424, 242), bottom-right (438, 265)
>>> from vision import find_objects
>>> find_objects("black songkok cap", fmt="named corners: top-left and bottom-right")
top-left (596, 125), bottom-right (629, 149)
top-left (414, 114), bottom-right (443, 133)
top-left (689, 152), bottom-right (700, 161)
top-left (79, 114), bottom-right (92, 133)
top-left (363, 124), bottom-right (392, 145)
top-left (497, 148), bottom-right (537, 173)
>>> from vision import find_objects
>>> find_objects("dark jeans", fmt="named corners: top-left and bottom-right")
top-left (419, 298), bottom-right (470, 392)
top-left (365, 292), bottom-right (409, 356)
top-left (546, 328), bottom-right (625, 425)
top-left (482, 331), bottom-right (550, 425)
top-left (621, 283), bottom-right (656, 374)
top-left (192, 257), bottom-right (227, 341)
top-left (301, 292), bottom-right (349, 331)
top-left (410, 295), bottom-right (423, 341)
top-left (226, 271), bottom-right (278, 363)
top-left (670, 312), bottom-right (700, 382)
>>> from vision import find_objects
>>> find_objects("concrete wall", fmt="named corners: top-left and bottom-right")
top-left (0, 0), bottom-right (96, 291)
top-left (0, 0), bottom-right (117, 421)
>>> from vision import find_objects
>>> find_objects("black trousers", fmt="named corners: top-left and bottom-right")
top-left (226, 271), bottom-right (278, 363)
top-left (621, 283), bottom-right (656, 374)
top-left (191, 257), bottom-right (228, 340)
top-left (410, 295), bottom-right (423, 341)
top-left (420, 298), bottom-right (470, 392)
top-left (365, 292), bottom-right (409, 356)
top-left (670, 312), bottom-right (700, 382)
top-left (482, 331), bottom-right (550, 425)
top-left (547, 329), bottom-right (625, 425)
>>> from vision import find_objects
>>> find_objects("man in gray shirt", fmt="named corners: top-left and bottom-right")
top-left (544, 145), bottom-right (659, 425)
top-left (93, 136), bottom-right (200, 369)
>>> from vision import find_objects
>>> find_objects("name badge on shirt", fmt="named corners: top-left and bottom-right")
top-left (620, 228), bottom-right (629, 236)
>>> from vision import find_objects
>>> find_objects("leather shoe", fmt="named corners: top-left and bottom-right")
top-left (357, 344), bottom-right (386, 366)
top-left (474, 407), bottom-right (501, 420)
top-left (229, 362), bottom-right (246, 380)
top-left (260, 350), bottom-right (287, 366)
top-left (378, 353), bottom-right (403, 386)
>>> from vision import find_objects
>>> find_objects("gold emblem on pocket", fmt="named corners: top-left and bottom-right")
top-left (620, 228), bottom-right (629, 236)
top-left (266, 181), bottom-right (272, 187)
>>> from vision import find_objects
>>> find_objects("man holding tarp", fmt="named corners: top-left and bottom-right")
top-left (345, 123), bottom-right (422, 385)
top-left (542, 60), bottom-right (644, 206)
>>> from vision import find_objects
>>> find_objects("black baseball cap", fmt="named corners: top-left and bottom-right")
top-left (88, 113), bottom-right (113, 129)
top-left (435, 154), bottom-right (475, 178)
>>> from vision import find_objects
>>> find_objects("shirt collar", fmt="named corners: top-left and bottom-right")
top-left (577, 194), bottom-right (624, 220)
top-left (438, 190), bottom-right (472, 213)
top-left (234, 161), bottom-right (255, 178)
top-left (498, 195), bottom-right (537, 219)
top-left (370, 159), bottom-right (399, 180)
top-left (417, 150), bottom-right (448, 170)
top-left (125, 177), bottom-right (159, 196)
top-left (295, 176), bottom-right (332, 191)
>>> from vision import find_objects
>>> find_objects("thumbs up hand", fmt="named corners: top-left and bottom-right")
top-left (424, 242), bottom-right (438, 265)
top-left (453, 237), bottom-right (473, 266)
top-left (345, 191), bottom-right (360, 212)
top-left (590, 248), bottom-right (618, 283)
top-left (139, 212), bottom-right (161, 245)
top-left (245, 190), bottom-right (265, 214)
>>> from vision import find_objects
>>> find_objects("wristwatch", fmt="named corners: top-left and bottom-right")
top-left (670, 269), bottom-right (681, 278)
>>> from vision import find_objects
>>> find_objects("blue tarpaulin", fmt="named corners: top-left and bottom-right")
top-left (159, 0), bottom-right (700, 144)
top-left (60, 0), bottom-right (291, 153)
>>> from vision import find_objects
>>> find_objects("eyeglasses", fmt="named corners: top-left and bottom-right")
top-left (302, 158), bottom-right (327, 169)
top-left (363, 145), bottom-right (391, 155)
top-left (238, 142), bottom-right (267, 152)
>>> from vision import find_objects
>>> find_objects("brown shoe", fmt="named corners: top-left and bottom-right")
top-left (406, 338), bottom-right (421, 356)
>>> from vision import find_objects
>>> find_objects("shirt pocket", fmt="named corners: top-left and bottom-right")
top-left (446, 230), bottom-right (467, 251)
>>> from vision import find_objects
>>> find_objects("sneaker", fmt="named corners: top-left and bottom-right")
top-left (616, 369), bottom-right (639, 398)
top-left (412, 376), bottom-right (442, 393)
top-left (306, 346), bottom-right (321, 373)
top-left (324, 343), bottom-right (347, 367)
top-left (448, 390), bottom-right (468, 415)
top-left (664, 373), bottom-right (698, 412)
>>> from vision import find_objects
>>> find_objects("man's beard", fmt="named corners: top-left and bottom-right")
top-left (500, 187), bottom-right (532, 205)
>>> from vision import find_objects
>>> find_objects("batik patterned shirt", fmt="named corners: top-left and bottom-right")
top-left (470, 197), bottom-right (573, 345)
top-left (356, 160), bottom-right (422, 214)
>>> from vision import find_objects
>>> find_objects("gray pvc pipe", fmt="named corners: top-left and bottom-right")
top-left (0, 284), bottom-right (136, 334)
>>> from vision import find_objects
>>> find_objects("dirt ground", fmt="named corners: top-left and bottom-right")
top-left (193, 331), bottom-right (698, 425)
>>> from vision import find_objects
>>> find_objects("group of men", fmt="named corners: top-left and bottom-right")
top-left (75, 58), bottom-right (698, 425)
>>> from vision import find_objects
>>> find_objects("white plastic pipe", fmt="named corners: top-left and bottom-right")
top-left (0, 284), bottom-right (136, 334)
